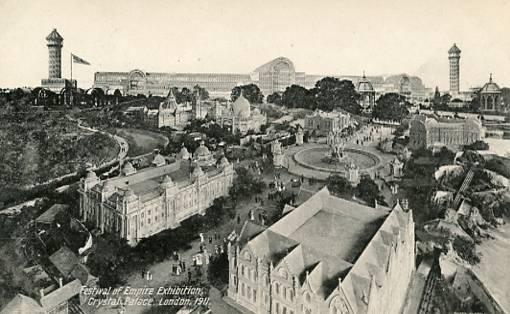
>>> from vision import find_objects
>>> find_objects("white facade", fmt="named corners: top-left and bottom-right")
top-left (227, 188), bottom-right (415, 314)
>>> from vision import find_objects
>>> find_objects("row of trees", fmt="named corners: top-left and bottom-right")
top-left (231, 84), bottom-right (264, 104)
top-left (169, 85), bottom-right (209, 104)
top-left (266, 77), bottom-right (411, 120)
top-left (0, 84), bottom-right (211, 111)
top-left (372, 93), bottom-right (411, 121)
top-left (267, 77), bottom-right (362, 114)
top-left (327, 174), bottom-right (386, 207)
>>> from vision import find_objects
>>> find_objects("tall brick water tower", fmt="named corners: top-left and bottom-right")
top-left (448, 43), bottom-right (461, 95)
top-left (41, 29), bottom-right (75, 94)
top-left (46, 29), bottom-right (63, 79)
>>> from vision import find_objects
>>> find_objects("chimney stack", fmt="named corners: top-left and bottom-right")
top-left (39, 289), bottom-right (45, 298)
top-left (58, 277), bottom-right (63, 287)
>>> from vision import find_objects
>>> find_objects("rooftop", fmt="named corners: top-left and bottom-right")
top-left (35, 204), bottom-right (69, 224)
top-left (240, 188), bottom-right (409, 300)
top-left (101, 160), bottom-right (222, 203)
top-left (0, 294), bottom-right (44, 314)
top-left (49, 246), bottom-right (80, 278)
top-left (269, 188), bottom-right (389, 263)
top-left (46, 29), bottom-right (63, 43)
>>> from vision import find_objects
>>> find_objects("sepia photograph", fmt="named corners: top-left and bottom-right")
top-left (1, 0), bottom-right (510, 313)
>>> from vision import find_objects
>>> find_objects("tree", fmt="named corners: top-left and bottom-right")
top-left (440, 93), bottom-right (452, 107)
top-left (208, 252), bottom-right (229, 287)
top-left (372, 93), bottom-right (410, 121)
top-left (229, 167), bottom-right (266, 203)
top-left (280, 85), bottom-right (316, 109)
top-left (314, 77), bottom-right (361, 114)
top-left (355, 175), bottom-right (385, 207)
top-left (432, 86), bottom-right (441, 108)
top-left (180, 87), bottom-right (193, 103)
top-left (464, 140), bottom-right (489, 151)
top-left (193, 85), bottom-right (209, 100)
top-left (501, 87), bottom-right (510, 108)
top-left (469, 90), bottom-right (481, 112)
top-left (327, 175), bottom-right (352, 196)
top-left (231, 84), bottom-right (264, 104)
top-left (205, 197), bottom-right (231, 227)
top-left (452, 237), bottom-right (480, 265)
top-left (266, 92), bottom-right (282, 105)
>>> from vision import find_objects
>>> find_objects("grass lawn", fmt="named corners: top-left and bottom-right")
top-left (115, 128), bottom-right (169, 157)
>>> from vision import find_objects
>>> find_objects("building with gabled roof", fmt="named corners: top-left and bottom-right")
top-left (409, 114), bottom-right (483, 150)
top-left (0, 294), bottom-right (45, 314)
top-left (226, 187), bottom-right (415, 314)
top-left (1, 265), bottom-right (84, 314)
top-left (79, 153), bottom-right (234, 246)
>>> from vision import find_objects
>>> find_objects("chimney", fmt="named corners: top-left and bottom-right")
top-left (39, 289), bottom-right (44, 298)
top-left (58, 277), bottom-right (63, 287)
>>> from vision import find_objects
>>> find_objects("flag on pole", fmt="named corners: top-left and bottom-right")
top-left (72, 53), bottom-right (91, 65)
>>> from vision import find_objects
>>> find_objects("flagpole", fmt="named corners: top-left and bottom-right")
top-left (70, 53), bottom-right (73, 82)
top-left (70, 53), bottom-right (73, 106)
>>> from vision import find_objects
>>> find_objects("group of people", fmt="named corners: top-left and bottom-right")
top-left (140, 268), bottom-right (153, 280)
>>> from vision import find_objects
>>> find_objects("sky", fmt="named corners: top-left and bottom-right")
top-left (0, 0), bottom-right (509, 90)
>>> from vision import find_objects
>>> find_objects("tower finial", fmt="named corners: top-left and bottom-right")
top-left (362, 70), bottom-right (366, 79)
top-left (490, 73), bottom-right (493, 82)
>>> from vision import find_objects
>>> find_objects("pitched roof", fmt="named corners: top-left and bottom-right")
top-left (49, 246), bottom-right (80, 278)
top-left (46, 29), bottom-right (63, 42)
top-left (448, 43), bottom-right (461, 54)
top-left (237, 221), bottom-right (266, 247)
top-left (70, 263), bottom-right (96, 285)
top-left (35, 204), bottom-right (69, 224)
top-left (241, 187), bottom-right (406, 303)
top-left (0, 294), bottom-right (44, 314)
top-left (39, 279), bottom-right (81, 310)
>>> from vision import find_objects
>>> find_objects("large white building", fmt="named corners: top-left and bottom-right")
top-left (409, 115), bottom-right (483, 150)
top-left (79, 152), bottom-right (234, 245)
top-left (304, 110), bottom-right (350, 136)
top-left (214, 94), bottom-right (267, 135)
top-left (227, 187), bottom-right (415, 314)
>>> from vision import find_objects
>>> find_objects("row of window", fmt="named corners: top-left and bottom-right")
top-left (240, 282), bottom-right (257, 303)
top-left (274, 282), bottom-right (294, 302)
top-left (274, 301), bottom-right (295, 314)
top-left (240, 264), bottom-right (256, 281)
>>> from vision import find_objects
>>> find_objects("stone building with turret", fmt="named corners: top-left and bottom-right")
top-left (226, 187), bottom-right (415, 314)
top-left (79, 151), bottom-right (234, 246)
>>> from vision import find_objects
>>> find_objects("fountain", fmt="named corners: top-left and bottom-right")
top-left (323, 131), bottom-right (354, 164)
